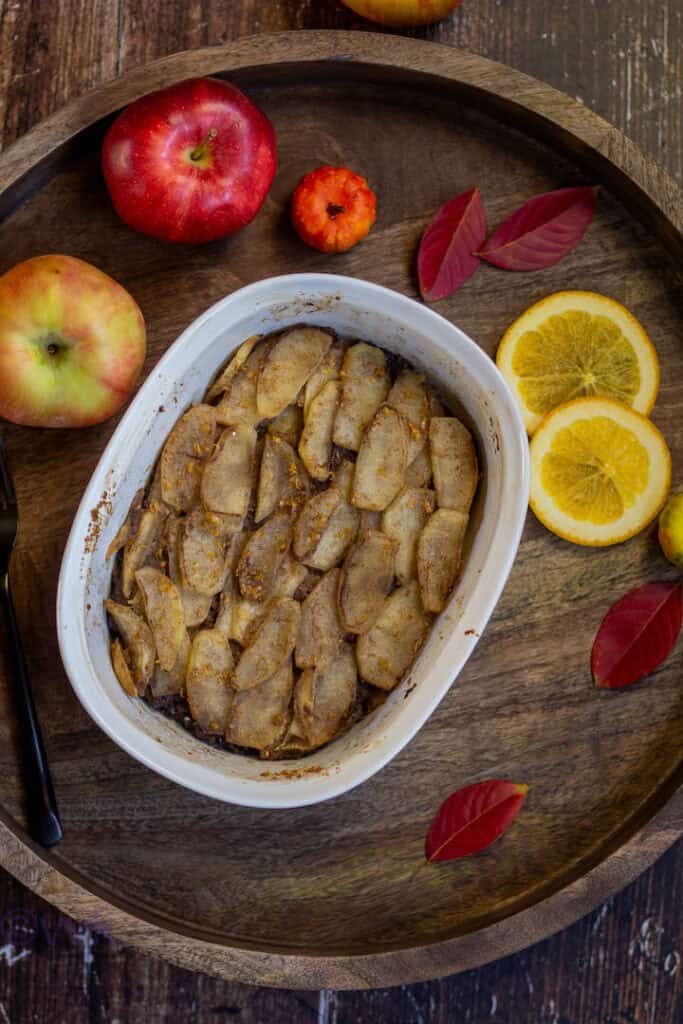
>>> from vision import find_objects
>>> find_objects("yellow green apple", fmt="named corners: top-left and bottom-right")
top-left (0, 255), bottom-right (146, 428)
top-left (341, 0), bottom-right (463, 27)
top-left (659, 492), bottom-right (683, 569)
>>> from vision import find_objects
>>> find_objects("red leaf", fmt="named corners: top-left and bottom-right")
top-left (591, 582), bottom-right (683, 689)
top-left (425, 780), bottom-right (528, 863)
top-left (477, 186), bottom-right (597, 270)
top-left (418, 187), bottom-right (487, 301)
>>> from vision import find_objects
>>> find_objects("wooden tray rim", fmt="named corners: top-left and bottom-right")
top-left (1, 30), bottom-right (682, 990)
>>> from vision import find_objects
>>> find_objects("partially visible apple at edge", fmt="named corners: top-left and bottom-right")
top-left (341, 0), bottom-right (463, 27)
top-left (0, 255), bottom-right (146, 428)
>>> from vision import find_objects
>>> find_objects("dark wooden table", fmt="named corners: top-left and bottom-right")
top-left (0, 2), bottom-right (681, 1021)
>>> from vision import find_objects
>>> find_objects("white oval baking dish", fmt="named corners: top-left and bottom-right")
top-left (57, 274), bottom-right (529, 808)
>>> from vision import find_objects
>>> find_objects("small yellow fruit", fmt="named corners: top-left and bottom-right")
top-left (658, 493), bottom-right (683, 568)
top-left (529, 397), bottom-right (671, 547)
top-left (341, 0), bottom-right (463, 28)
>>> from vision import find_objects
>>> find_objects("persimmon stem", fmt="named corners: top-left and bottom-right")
top-left (190, 128), bottom-right (217, 162)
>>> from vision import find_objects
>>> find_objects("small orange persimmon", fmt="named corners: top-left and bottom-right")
top-left (290, 166), bottom-right (376, 254)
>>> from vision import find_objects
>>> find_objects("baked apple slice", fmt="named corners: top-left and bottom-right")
top-left (135, 567), bottom-right (186, 672)
top-left (417, 508), bottom-right (469, 613)
top-left (387, 369), bottom-right (429, 463)
top-left (201, 424), bottom-right (256, 521)
top-left (180, 510), bottom-right (228, 596)
top-left (404, 442), bottom-right (433, 488)
top-left (333, 342), bottom-right (390, 450)
top-left (429, 417), bottom-right (479, 513)
top-left (356, 581), bottom-right (431, 690)
top-left (110, 639), bottom-right (137, 697)
top-left (255, 435), bottom-right (310, 524)
top-left (255, 435), bottom-right (286, 524)
top-left (294, 641), bottom-right (357, 747)
top-left (337, 531), bottom-right (396, 633)
top-left (150, 629), bottom-right (191, 698)
top-left (299, 379), bottom-right (341, 481)
top-left (296, 460), bottom-right (361, 569)
top-left (267, 404), bottom-right (303, 446)
top-left (186, 629), bottom-right (234, 734)
top-left (121, 499), bottom-right (168, 599)
top-left (227, 657), bottom-right (294, 750)
top-left (106, 488), bottom-right (143, 561)
top-left (160, 404), bottom-right (217, 512)
top-left (351, 405), bottom-right (410, 511)
top-left (303, 500), bottom-right (359, 572)
top-left (232, 597), bottom-right (301, 691)
top-left (236, 510), bottom-right (293, 601)
top-left (215, 340), bottom-right (270, 427)
top-left (165, 515), bottom-right (212, 627)
top-left (228, 598), bottom-right (264, 648)
top-left (303, 342), bottom-right (345, 417)
top-left (107, 521), bottom-right (131, 564)
top-left (274, 552), bottom-right (309, 599)
top-left (292, 487), bottom-right (341, 561)
top-left (257, 326), bottom-right (332, 419)
top-left (203, 508), bottom-right (245, 540)
top-left (206, 334), bottom-right (260, 401)
top-left (332, 458), bottom-right (355, 500)
top-left (295, 569), bottom-right (345, 670)
top-left (228, 553), bottom-right (308, 646)
top-left (212, 532), bottom-right (247, 635)
top-left (104, 599), bottom-right (155, 691)
top-left (381, 487), bottom-right (436, 584)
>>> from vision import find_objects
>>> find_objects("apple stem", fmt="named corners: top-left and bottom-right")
top-left (47, 343), bottom-right (58, 356)
top-left (189, 128), bottom-right (217, 163)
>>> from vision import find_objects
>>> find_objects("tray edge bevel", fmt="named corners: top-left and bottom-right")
top-left (0, 30), bottom-right (682, 988)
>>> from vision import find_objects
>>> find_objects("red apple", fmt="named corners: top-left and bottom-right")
top-left (0, 255), bottom-right (146, 428)
top-left (102, 77), bottom-right (277, 244)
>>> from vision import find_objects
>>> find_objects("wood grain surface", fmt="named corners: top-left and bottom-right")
top-left (0, 2), bottom-right (681, 1022)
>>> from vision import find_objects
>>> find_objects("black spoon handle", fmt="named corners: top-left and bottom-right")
top-left (0, 573), bottom-right (62, 848)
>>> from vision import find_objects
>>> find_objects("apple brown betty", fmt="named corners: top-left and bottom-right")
top-left (105, 326), bottom-right (479, 759)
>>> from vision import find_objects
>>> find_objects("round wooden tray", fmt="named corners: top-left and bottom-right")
top-left (0, 31), bottom-right (682, 990)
